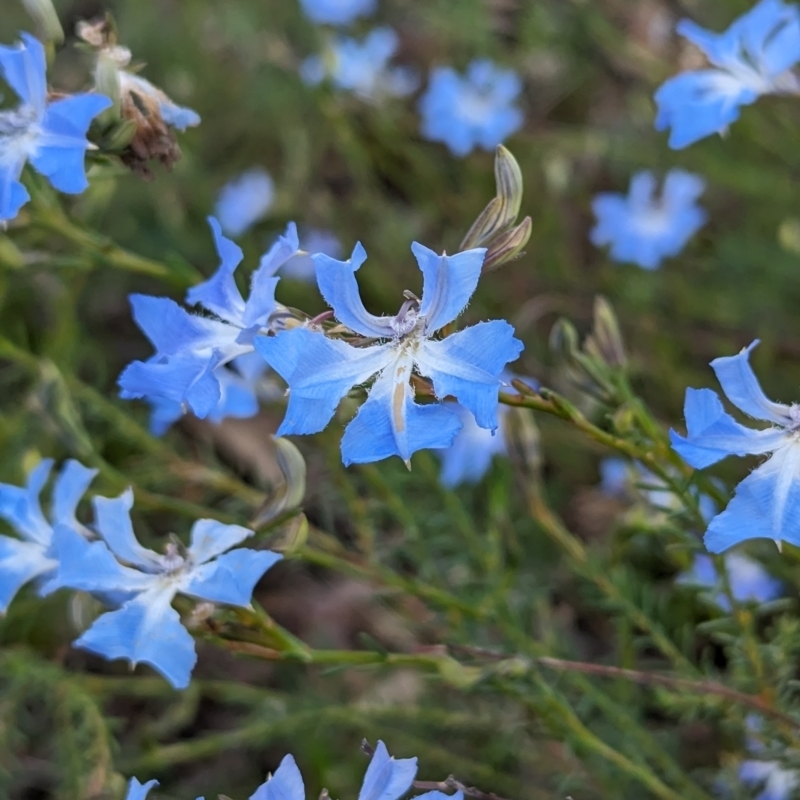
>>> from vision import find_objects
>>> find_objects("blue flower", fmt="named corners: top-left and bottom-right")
top-left (119, 218), bottom-right (298, 419)
top-left (214, 168), bottom-right (275, 238)
top-left (670, 340), bottom-right (800, 552)
top-left (437, 404), bottom-right (509, 488)
top-left (299, 0), bottom-right (377, 26)
top-left (124, 778), bottom-right (160, 800)
top-left (591, 170), bottom-right (707, 270)
top-left (418, 60), bottom-right (523, 157)
top-left (0, 459), bottom-right (97, 613)
top-left (148, 353), bottom-right (268, 435)
top-left (50, 489), bottom-right (282, 689)
top-left (599, 457), bottom-right (630, 498)
top-left (282, 229), bottom-right (342, 282)
top-left (678, 553), bottom-right (782, 611)
top-left (739, 758), bottom-right (799, 800)
top-left (301, 28), bottom-right (418, 102)
top-left (655, 0), bottom-right (800, 149)
top-left (0, 33), bottom-right (112, 222)
top-left (255, 242), bottom-right (524, 466)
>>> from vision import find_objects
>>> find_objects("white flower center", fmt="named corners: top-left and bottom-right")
top-left (0, 106), bottom-right (41, 165)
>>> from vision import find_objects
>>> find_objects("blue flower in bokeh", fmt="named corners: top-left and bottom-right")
top-left (148, 353), bottom-right (268, 435)
top-left (124, 778), bottom-right (159, 800)
top-left (678, 553), bottom-right (782, 611)
top-left (591, 170), bottom-right (707, 270)
top-left (670, 340), bottom-right (800, 552)
top-left (282, 229), bottom-right (342, 282)
top-left (119, 218), bottom-right (298, 419)
top-left (299, 0), bottom-right (377, 25)
top-left (256, 242), bottom-right (523, 466)
top-left (301, 28), bottom-right (418, 102)
top-left (214, 168), bottom-right (275, 238)
top-left (50, 489), bottom-right (282, 688)
top-left (0, 459), bottom-right (96, 613)
top-left (655, 0), bottom-right (800, 149)
top-left (419, 60), bottom-right (523, 157)
top-left (0, 33), bottom-right (111, 223)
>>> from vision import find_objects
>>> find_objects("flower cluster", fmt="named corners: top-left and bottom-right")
top-left (125, 739), bottom-right (457, 800)
top-left (0, 460), bottom-right (281, 689)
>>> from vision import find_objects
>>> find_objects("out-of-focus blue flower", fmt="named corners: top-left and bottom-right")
top-left (299, 0), bottom-right (377, 26)
top-left (418, 60), bottom-right (523, 157)
top-left (148, 353), bottom-right (268, 435)
top-left (678, 553), bottom-right (782, 611)
top-left (670, 339), bottom-right (800, 552)
top-left (282, 229), bottom-right (343, 282)
top-left (256, 242), bottom-right (523, 466)
top-left (0, 459), bottom-right (96, 613)
top-left (599, 457), bottom-right (630, 498)
top-left (0, 33), bottom-right (111, 223)
top-left (591, 170), bottom-right (707, 270)
top-left (119, 218), bottom-right (298, 419)
top-left (214, 168), bottom-right (275, 238)
top-left (740, 757), bottom-right (799, 800)
top-left (655, 0), bottom-right (800, 149)
top-left (301, 28), bottom-right (418, 102)
top-left (124, 778), bottom-right (160, 800)
top-left (50, 489), bottom-right (282, 689)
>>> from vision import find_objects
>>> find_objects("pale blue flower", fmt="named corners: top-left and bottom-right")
top-left (0, 459), bottom-right (97, 613)
top-left (591, 170), bottom-right (707, 270)
top-left (281, 229), bottom-right (342, 282)
top-left (299, 0), bottom-right (377, 26)
top-left (0, 33), bottom-right (112, 222)
top-left (148, 353), bottom-right (268, 435)
top-left (301, 28), bottom-right (418, 102)
top-left (419, 60), bottom-right (523, 157)
top-left (214, 168), bottom-right (275, 238)
top-left (255, 242), bottom-right (524, 466)
top-left (655, 0), bottom-right (800, 149)
top-left (50, 489), bottom-right (282, 689)
top-left (125, 778), bottom-right (160, 800)
top-left (740, 758), bottom-right (799, 800)
top-left (119, 218), bottom-right (298, 419)
top-left (670, 340), bottom-right (800, 552)
top-left (599, 457), bottom-right (629, 497)
top-left (678, 553), bottom-right (782, 611)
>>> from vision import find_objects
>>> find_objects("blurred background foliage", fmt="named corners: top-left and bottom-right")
top-left (2, 0), bottom-right (800, 798)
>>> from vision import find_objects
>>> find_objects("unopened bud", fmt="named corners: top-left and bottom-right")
top-left (549, 317), bottom-right (580, 361)
top-left (482, 215), bottom-right (532, 272)
top-left (22, 0), bottom-right (63, 45)
top-left (494, 144), bottom-right (523, 224)
top-left (505, 407), bottom-right (542, 479)
top-left (250, 437), bottom-right (307, 529)
top-left (585, 296), bottom-right (627, 369)
top-left (460, 195), bottom-right (505, 250)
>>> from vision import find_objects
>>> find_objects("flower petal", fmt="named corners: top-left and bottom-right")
top-left (415, 320), bottom-right (523, 430)
top-left (187, 519), bottom-right (254, 564)
top-left (74, 585), bottom-right (196, 689)
top-left (49, 522), bottom-right (153, 594)
top-left (437, 404), bottom-right (507, 488)
top-left (710, 340), bottom-right (792, 424)
top-left (185, 218), bottom-right (246, 324)
top-left (125, 778), bottom-right (160, 800)
top-left (413, 243), bottom-right (486, 334)
top-left (0, 153), bottom-right (31, 222)
top-left (93, 490), bottom-right (164, 571)
top-left (0, 459), bottom-right (53, 545)
top-left (669, 388), bottom-right (788, 469)
top-left (340, 364), bottom-right (463, 465)
top-left (255, 329), bottom-right (393, 435)
top-left (313, 243), bottom-right (396, 338)
top-left (52, 460), bottom-right (97, 531)
top-left (704, 445), bottom-right (800, 551)
top-left (0, 536), bottom-right (54, 613)
top-left (0, 32), bottom-right (47, 113)
top-left (183, 548), bottom-right (282, 606)
top-left (358, 741), bottom-right (418, 800)
top-left (250, 754), bottom-right (305, 800)
top-left (242, 222), bottom-right (299, 328)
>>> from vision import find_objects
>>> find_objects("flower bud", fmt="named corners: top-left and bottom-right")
top-left (460, 196), bottom-right (505, 250)
top-left (22, 0), bottom-right (64, 45)
top-left (482, 215), bottom-right (532, 272)
top-left (494, 144), bottom-right (523, 224)
top-left (250, 437), bottom-right (307, 529)
top-left (585, 296), bottom-right (627, 370)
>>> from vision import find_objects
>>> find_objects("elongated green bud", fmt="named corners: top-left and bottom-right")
top-left (482, 216), bottom-right (532, 272)
top-left (494, 144), bottom-right (523, 224)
